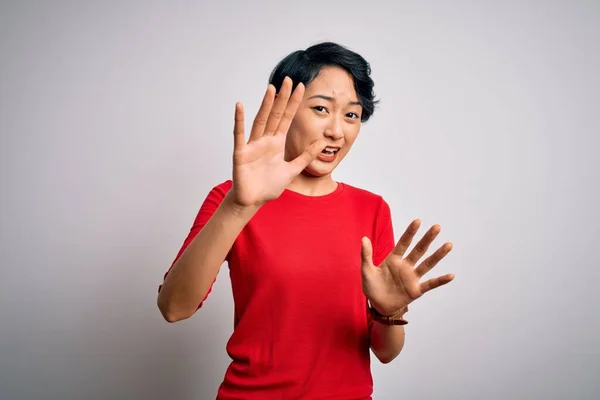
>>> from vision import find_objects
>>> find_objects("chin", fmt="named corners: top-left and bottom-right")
top-left (302, 160), bottom-right (339, 178)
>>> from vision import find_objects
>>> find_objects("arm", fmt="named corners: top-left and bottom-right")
top-left (370, 323), bottom-right (405, 364)
top-left (362, 219), bottom-right (455, 364)
top-left (158, 77), bottom-right (324, 323)
top-left (366, 199), bottom-right (405, 363)
top-left (157, 190), bottom-right (259, 322)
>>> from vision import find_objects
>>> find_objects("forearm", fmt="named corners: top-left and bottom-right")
top-left (157, 191), bottom-right (259, 322)
top-left (370, 323), bottom-right (406, 364)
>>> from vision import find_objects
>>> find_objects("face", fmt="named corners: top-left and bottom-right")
top-left (285, 66), bottom-right (363, 178)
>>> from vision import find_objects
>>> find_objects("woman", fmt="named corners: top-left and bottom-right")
top-left (157, 42), bottom-right (455, 399)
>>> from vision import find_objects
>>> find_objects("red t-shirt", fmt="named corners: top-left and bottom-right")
top-left (160, 180), bottom-right (395, 399)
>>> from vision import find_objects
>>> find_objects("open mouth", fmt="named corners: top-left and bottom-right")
top-left (317, 146), bottom-right (341, 163)
top-left (321, 146), bottom-right (340, 156)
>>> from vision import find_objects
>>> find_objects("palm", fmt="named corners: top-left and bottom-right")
top-left (361, 220), bottom-right (455, 315)
top-left (234, 135), bottom-right (292, 204)
top-left (231, 77), bottom-right (326, 207)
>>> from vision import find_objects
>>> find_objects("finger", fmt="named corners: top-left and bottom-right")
top-left (361, 237), bottom-right (375, 269)
top-left (233, 102), bottom-right (245, 153)
top-left (405, 224), bottom-right (441, 265)
top-left (392, 219), bottom-right (421, 257)
top-left (275, 82), bottom-right (305, 137)
top-left (415, 242), bottom-right (453, 277)
top-left (264, 76), bottom-right (293, 135)
top-left (420, 273), bottom-right (455, 294)
top-left (287, 139), bottom-right (327, 175)
top-left (249, 84), bottom-right (276, 142)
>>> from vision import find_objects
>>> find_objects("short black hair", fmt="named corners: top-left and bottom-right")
top-left (268, 42), bottom-right (378, 122)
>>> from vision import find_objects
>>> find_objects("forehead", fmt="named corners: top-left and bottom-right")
top-left (304, 66), bottom-right (358, 100)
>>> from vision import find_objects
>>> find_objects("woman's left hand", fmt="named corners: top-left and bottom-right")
top-left (361, 219), bottom-right (455, 316)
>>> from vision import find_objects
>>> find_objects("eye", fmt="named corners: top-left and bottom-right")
top-left (347, 112), bottom-right (360, 119)
top-left (312, 106), bottom-right (328, 113)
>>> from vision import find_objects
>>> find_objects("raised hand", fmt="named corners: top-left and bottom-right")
top-left (361, 220), bottom-right (455, 315)
top-left (231, 77), bottom-right (327, 207)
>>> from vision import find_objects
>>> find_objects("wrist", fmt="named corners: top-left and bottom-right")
top-left (368, 300), bottom-right (408, 317)
top-left (223, 190), bottom-right (261, 219)
top-left (368, 300), bottom-right (409, 326)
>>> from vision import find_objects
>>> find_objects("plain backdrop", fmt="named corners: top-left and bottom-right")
top-left (1, 1), bottom-right (599, 399)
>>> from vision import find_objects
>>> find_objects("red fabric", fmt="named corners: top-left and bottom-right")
top-left (158, 182), bottom-right (232, 309)
top-left (161, 180), bottom-right (395, 399)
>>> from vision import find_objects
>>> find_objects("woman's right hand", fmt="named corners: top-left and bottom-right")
top-left (230, 76), bottom-right (326, 208)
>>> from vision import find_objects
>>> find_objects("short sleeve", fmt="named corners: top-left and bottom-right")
top-left (158, 180), bottom-right (233, 310)
top-left (373, 197), bottom-right (395, 267)
top-left (368, 197), bottom-right (396, 330)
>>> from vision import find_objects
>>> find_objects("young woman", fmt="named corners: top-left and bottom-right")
top-left (157, 42), bottom-right (455, 400)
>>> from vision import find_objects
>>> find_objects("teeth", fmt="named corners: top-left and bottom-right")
top-left (325, 147), bottom-right (338, 152)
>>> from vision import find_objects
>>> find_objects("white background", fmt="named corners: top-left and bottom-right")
top-left (1, 1), bottom-right (598, 399)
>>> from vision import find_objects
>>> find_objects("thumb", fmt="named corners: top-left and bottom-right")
top-left (361, 237), bottom-right (375, 270)
top-left (288, 139), bottom-right (327, 175)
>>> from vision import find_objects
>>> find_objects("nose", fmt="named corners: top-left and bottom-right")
top-left (324, 117), bottom-right (344, 141)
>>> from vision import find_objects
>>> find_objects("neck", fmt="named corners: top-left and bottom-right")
top-left (286, 173), bottom-right (337, 196)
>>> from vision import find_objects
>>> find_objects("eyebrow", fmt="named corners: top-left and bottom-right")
top-left (308, 94), bottom-right (362, 106)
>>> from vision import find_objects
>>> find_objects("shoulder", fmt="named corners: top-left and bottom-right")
top-left (194, 179), bottom-right (233, 211)
top-left (206, 179), bottom-right (233, 199)
top-left (213, 179), bottom-right (233, 192)
top-left (340, 182), bottom-right (388, 207)
top-left (338, 182), bottom-right (392, 223)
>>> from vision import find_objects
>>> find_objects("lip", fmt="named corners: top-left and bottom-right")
top-left (317, 150), bottom-right (338, 163)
